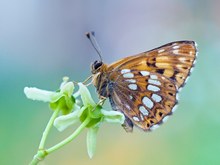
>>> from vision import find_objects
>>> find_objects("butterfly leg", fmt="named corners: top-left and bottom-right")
top-left (82, 75), bottom-right (93, 86)
top-left (72, 80), bottom-right (79, 85)
top-left (97, 98), bottom-right (106, 106)
top-left (122, 116), bottom-right (134, 132)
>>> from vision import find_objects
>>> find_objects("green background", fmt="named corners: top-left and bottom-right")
top-left (1, 0), bottom-right (220, 165)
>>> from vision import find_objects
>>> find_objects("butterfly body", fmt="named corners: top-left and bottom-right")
top-left (91, 41), bottom-right (197, 132)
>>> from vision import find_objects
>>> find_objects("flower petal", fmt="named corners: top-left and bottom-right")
top-left (24, 87), bottom-right (59, 102)
top-left (78, 83), bottom-right (96, 106)
top-left (59, 76), bottom-right (70, 89)
top-left (101, 109), bottom-right (125, 124)
top-left (54, 109), bottom-right (80, 131)
top-left (60, 82), bottom-right (74, 98)
top-left (87, 126), bottom-right (99, 158)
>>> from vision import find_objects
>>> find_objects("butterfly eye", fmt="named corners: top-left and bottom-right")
top-left (91, 60), bottom-right (103, 73)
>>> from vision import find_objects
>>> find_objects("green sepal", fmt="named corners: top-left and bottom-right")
top-left (86, 118), bottom-right (102, 128)
top-left (79, 105), bottom-right (103, 128)
top-left (89, 105), bottom-right (103, 119)
top-left (79, 107), bottom-right (89, 122)
top-left (49, 95), bottom-right (75, 115)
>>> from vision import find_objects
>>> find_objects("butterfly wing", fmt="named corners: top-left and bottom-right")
top-left (106, 41), bottom-right (197, 131)
top-left (109, 70), bottom-right (178, 131)
top-left (108, 41), bottom-right (197, 89)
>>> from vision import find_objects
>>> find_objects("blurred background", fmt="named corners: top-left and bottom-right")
top-left (0, 0), bottom-right (220, 165)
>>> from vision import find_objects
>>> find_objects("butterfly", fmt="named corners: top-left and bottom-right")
top-left (87, 32), bottom-right (197, 132)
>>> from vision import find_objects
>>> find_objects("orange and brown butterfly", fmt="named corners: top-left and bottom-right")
top-left (86, 32), bottom-right (197, 132)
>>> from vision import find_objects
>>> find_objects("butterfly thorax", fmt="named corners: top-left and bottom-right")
top-left (91, 61), bottom-right (112, 98)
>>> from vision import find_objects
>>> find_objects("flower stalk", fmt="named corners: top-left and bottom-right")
top-left (39, 108), bottom-right (60, 149)
top-left (25, 77), bottom-right (125, 164)
top-left (47, 117), bottom-right (91, 154)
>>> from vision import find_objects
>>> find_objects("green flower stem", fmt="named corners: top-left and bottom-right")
top-left (30, 116), bottom-right (90, 165)
top-left (39, 109), bottom-right (60, 149)
top-left (30, 109), bottom-right (60, 165)
top-left (29, 150), bottom-right (47, 165)
top-left (47, 117), bottom-right (91, 154)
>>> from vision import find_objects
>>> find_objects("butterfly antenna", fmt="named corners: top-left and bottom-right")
top-left (86, 31), bottom-right (103, 61)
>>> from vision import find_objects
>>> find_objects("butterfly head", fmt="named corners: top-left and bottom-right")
top-left (91, 60), bottom-right (104, 74)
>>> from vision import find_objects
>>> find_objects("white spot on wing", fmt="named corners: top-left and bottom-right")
top-left (158, 49), bottom-right (165, 53)
top-left (128, 84), bottom-right (138, 90)
top-left (150, 74), bottom-right (158, 79)
top-left (140, 71), bottom-right (150, 76)
top-left (126, 79), bottom-right (136, 83)
top-left (195, 41), bottom-right (198, 47)
top-left (179, 57), bottom-right (186, 62)
top-left (142, 97), bottom-right (154, 109)
top-left (172, 105), bottom-right (178, 112)
top-left (148, 79), bottom-right (161, 86)
top-left (185, 76), bottom-right (190, 84)
top-left (173, 45), bottom-right (180, 49)
top-left (140, 114), bottom-right (144, 121)
top-left (129, 95), bottom-right (133, 100)
top-left (151, 94), bottom-right (162, 102)
top-left (176, 93), bottom-right (179, 101)
top-left (196, 50), bottom-right (198, 56)
top-left (125, 104), bottom-right (131, 110)
top-left (190, 67), bottom-right (194, 73)
top-left (133, 116), bottom-right (140, 122)
top-left (121, 69), bottom-right (131, 74)
top-left (139, 106), bottom-right (149, 116)
top-left (173, 50), bottom-right (179, 55)
top-left (147, 85), bottom-right (160, 92)
top-left (123, 73), bottom-right (134, 78)
top-left (151, 124), bottom-right (160, 130)
top-left (193, 59), bottom-right (197, 65)
top-left (162, 116), bottom-right (169, 123)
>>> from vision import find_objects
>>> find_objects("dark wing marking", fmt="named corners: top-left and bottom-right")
top-left (109, 70), bottom-right (178, 131)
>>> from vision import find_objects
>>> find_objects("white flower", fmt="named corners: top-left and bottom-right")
top-left (24, 77), bottom-right (76, 114)
top-left (53, 83), bottom-right (125, 158)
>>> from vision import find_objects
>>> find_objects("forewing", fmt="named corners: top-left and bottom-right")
top-left (105, 41), bottom-right (197, 131)
top-left (108, 41), bottom-right (197, 89)
top-left (109, 70), bottom-right (178, 131)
